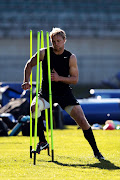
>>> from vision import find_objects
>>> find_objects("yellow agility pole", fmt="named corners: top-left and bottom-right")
top-left (30, 30), bottom-right (33, 158)
top-left (39, 30), bottom-right (43, 89)
top-left (33, 31), bottom-right (40, 165)
top-left (40, 30), bottom-right (50, 156)
top-left (45, 108), bottom-right (50, 156)
top-left (46, 31), bottom-right (54, 161)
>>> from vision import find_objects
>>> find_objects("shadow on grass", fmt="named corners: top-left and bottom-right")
top-left (87, 159), bottom-right (120, 170)
top-left (52, 159), bottom-right (120, 170)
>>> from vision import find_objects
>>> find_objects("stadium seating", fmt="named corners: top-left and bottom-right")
top-left (0, 0), bottom-right (120, 38)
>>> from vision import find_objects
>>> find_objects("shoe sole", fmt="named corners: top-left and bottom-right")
top-left (36, 144), bottom-right (49, 154)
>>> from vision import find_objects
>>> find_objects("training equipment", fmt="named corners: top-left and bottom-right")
top-left (29, 30), bottom-right (54, 165)
top-left (40, 30), bottom-right (50, 156)
top-left (46, 31), bottom-right (54, 161)
top-left (33, 31), bottom-right (40, 165)
top-left (30, 30), bottom-right (33, 158)
top-left (103, 123), bottom-right (115, 130)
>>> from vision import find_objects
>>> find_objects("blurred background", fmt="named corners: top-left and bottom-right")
top-left (0, 0), bottom-right (120, 135)
top-left (0, 0), bottom-right (120, 98)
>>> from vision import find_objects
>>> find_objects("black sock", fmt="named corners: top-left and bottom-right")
top-left (37, 117), bottom-right (46, 142)
top-left (83, 127), bottom-right (99, 155)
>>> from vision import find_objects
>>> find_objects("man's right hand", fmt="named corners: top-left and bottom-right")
top-left (21, 82), bottom-right (31, 90)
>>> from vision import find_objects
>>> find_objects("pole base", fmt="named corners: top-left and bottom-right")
top-left (31, 149), bottom-right (37, 165)
top-left (52, 149), bottom-right (54, 162)
top-left (33, 151), bottom-right (36, 165)
top-left (30, 146), bottom-right (32, 158)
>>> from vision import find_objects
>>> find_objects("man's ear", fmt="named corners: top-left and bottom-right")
top-left (64, 38), bottom-right (67, 44)
top-left (50, 38), bottom-right (53, 44)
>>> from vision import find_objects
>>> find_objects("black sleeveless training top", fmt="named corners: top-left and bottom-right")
top-left (41, 47), bottom-right (72, 96)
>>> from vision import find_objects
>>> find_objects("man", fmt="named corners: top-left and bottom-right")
top-left (22, 27), bottom-right (105, 160)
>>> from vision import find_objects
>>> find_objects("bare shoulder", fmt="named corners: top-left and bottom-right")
top-left (40, 48), bottom-right (45, 61)
top-left (69, 54), bottom-right (77, 66)
top-left (69, 53), bottom-right (79, 81)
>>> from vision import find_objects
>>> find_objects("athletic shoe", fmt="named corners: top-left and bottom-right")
top-left (94, 152), bottom-right (105, 160)
top-left (36, 141), bottom-right (49, 154)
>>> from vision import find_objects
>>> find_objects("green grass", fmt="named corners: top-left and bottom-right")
top-left (0, 126), bottom-right (120, 180)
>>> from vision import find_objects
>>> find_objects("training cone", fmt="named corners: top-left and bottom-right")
top-left (103, 123), bottom-right (115, 130)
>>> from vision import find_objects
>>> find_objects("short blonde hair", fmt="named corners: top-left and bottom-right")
top-left (50, 27), bottom-right (66, 40)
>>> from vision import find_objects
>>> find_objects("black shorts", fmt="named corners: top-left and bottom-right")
top-left (39, 89), bottom-right (79, 110)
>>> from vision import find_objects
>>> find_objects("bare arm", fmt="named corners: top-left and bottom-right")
top-left (51, 54), bottom-right (79, 84)
top-left (22, 49), bottom-right (45, 90)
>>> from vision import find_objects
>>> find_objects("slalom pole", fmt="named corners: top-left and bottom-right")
top-left (33, 31), bottom-right (40, 165)
top-left (39, 30), bottom-right (44, 89)
top-left (45, 108), bottom-right (50, 156)
top-left (46, 31), bottom-right (54, 161)
top-left (30, 30), bottom-right (33, 158)
top-left (41, 30), bottom-right (50, 156)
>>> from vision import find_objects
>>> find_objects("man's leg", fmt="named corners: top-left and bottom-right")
top-left (32, 116), bottom-right (49, 153)
top-left (37, 116), bottom-right (46, 142)
top-left (36, 116), bottom-right (49, 153)
top-left (69, 105), bottom-right (105, 160)
top-left (31, 97), bottom-right (50, 153)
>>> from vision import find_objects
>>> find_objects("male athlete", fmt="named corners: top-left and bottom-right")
top-left (22, 27), bottom-right (105, 160)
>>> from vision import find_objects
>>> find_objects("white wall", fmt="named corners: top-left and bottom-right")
top-left (0, 37), bottom-right (120, 84)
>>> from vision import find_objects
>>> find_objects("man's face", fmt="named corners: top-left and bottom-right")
top-left (51, 34), bottom-right (65, 52)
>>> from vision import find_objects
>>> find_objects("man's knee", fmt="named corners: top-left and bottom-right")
top-left (31, 97), bottom-right (50, 119)
top-left (31, 104), bottom-right (35, 113)
top-left (69, 105), bottom-right (90, 129)
top-left (64, 105), bottom-right (74, 115)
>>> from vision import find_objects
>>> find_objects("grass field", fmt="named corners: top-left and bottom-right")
top-left (0, 125), bottom-right (120, 180)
